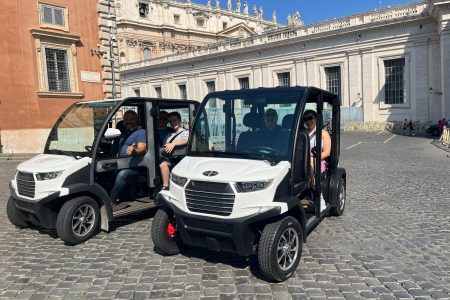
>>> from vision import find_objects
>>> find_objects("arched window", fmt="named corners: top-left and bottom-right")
top-left (143, 48), bottom-right (151, 60)
top-left (120, 52), bottom-right (126, 64)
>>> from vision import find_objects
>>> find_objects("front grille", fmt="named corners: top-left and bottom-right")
top-left (16, 172), bottom-right (35, 198)
top-left (185, 181), bottom-right (235, 216)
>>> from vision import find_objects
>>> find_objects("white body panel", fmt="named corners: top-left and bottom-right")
top-left (165, 156), bottom-right (290, 219)
top-left (11, 154), bottom-right (91, 201)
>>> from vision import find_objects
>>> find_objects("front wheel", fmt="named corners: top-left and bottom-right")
top-left (56, 197), bottom-right (100, 245)
top-left (151, 208), bottom-right (180, 256)
top-left (258, 216), bottom-right (303, 282)
top-left (6, 197), bottom-right (28, 228)
top-left (330, 177), bottom-right (346, 216)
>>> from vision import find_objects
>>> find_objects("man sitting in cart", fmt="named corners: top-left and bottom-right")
top-left (109, 110), bottom-right (147, 211)
top-left (159, 112), bottom-right (189, 190)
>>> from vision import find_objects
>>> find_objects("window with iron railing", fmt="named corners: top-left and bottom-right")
top-left (178, 84), bottom-right (187, 100)
top-left (325, 66), bottom-right (341, 98)
top-left (45, 48), bottom-right (70, 92)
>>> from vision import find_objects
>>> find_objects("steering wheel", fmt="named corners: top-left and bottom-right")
top-left (250, 146), bottom-right (282, 156)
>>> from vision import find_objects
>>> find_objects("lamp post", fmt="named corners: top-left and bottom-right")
top-left (108, 0), bottom-right (117, 99)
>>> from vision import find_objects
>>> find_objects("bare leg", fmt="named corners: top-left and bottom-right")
top-left (160, 161), bottom-right (170, 187)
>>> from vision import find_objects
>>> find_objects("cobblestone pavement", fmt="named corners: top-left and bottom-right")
top-left (0, 132), bottom-right (449, 299)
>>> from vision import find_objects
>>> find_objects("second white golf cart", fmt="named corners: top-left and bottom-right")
top-left (152, 87), bottom-right (346, 282)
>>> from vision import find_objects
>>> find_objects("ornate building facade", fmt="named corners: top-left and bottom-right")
top-left (115, 0), bottom-right (283, 64)
top-left (120, 0), bottom-right (450, 123)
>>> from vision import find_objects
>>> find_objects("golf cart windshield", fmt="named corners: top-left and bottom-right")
top-left (44, 100), bottom-right (118, 157)
top-left (189, 89), bottom-right (305, 164)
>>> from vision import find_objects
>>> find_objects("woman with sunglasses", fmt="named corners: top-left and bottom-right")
top-left (303, 110), bottom-right (331, 186)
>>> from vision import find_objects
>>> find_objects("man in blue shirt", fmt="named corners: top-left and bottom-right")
top-left (110, 110), bottom-right (147, 211)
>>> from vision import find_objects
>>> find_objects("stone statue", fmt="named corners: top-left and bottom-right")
top-left (253, 4), bottom-right (258, 16)
top-left (236, 0), bottom-right (241, 12)
top-left (292, 11), bottom-right (304, 26)
top-left (243, 1), bottom-right (248, 15)
top-left (227, 0), bottom-right (231, 10)
top-left (272, 10), bottom-right (277, 23)
top-left (207, 0), bottom-right (211, 8)
top-left (216, 0), bottom-right (220, 9)
top-left (259, 6), bottom-right (263, 19)
top-left (287, 14), bottom-right (292, 25)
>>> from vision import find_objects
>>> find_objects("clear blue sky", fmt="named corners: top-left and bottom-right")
top-left (192, 0), bottom-right (416, 24)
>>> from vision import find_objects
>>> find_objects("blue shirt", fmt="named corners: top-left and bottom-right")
top-left (118, 128), bottom-right (146, 156)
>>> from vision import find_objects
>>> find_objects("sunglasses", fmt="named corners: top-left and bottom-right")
top-left (265, 114), bottom-right (277, 118)
top-left (304, 115), bottom-right (315, 121)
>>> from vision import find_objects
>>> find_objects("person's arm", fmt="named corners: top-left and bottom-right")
top-left (164, 131), bottom-right (189, 153)
top-left (321, 130), bottom-right (331, 160)
top-left (126, 130), bottom-right (147, 156)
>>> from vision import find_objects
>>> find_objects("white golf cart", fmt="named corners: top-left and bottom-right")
top-left (7, 97), bottom-right (198, 245)
top-left (152, 87), bottom-right (346, 282)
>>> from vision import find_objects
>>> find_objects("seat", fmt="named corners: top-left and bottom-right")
top-left (236, 113), bottom-right (263, 152)
top-left (281, 114), bottom-right (294, 131)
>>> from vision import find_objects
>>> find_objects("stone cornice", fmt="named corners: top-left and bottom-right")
top-left (30, 29), bottom-right (80, 42)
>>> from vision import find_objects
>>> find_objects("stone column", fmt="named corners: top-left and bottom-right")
top-left (361, 49), bottom-right (374, 121)
top-left (347, 51), bottom-right (361, 107)
top-left (441, 30), bottom-right (450, 118)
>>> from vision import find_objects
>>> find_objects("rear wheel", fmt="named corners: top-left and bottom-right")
top-left (331, 177), bottom-right (346, 216)
top-left (151, 208), bottom-right (180, 255)
top-left (258, 216), bottom-right (303, 282)
top-left (6, 197), bottom-right (28, 228)
top-left (56, 197), bottom-right (100, 245)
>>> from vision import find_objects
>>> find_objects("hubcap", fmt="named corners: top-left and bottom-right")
top-left (72, 204), bottom-right (95, 237)
top-left (339, 184), bottom-right (346, 211)
top-left (277, 228), bottom-right (299, 271)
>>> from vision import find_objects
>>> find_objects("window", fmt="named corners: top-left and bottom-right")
top-left (40, 4), bottom-right (65, 27)
top-left (120, 52), bottom-right (126, 64)
top-left (139, 3), bottom-right (149, 18)
top-left (223, 22), bottom-right (228, 30)
top-left (325, 66), bottom-right (341, 98)
top-left (238, 77), bottom-right (249, 89)
top-left (155, 86), bottom-right (162, 98)
top-left (133, 88), bottom-right (141, 97)
top-left (45, 48), bottom-right (70, 92)
top-left (384, 58), bottom-right (405, 104)
top-left (178, 84), bottom-right (187, 100)
top-left (277, 72), bottom-right (290, 87)
top-left (174, 14), bottom-right (180, 24)
top-left (238, 77), bottom-right (250, 108)
top-left (143, 48), bottom-right (151, 60)
top-left (196, 18), bottom-right (205, 28)
top-left (206, 81), bottom-right (216, 108)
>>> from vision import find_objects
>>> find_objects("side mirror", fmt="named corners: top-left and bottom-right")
top-left (104, 128), bottom-right (122, 140)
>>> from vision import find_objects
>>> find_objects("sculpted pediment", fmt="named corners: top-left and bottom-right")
top-left (218, 22), bottom-right (255, 37)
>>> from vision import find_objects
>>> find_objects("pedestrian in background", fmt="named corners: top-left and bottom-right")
top-left (408, 119), bottom-right (414, 135)
top-left (402, 119), bottom-right (408, 135)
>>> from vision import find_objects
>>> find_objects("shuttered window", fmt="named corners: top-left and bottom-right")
top-left (45, 48), bottom-right (70, 92)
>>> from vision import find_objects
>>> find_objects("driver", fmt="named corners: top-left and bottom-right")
top-left (260, 108), bottom-right (282, 150)
top-left (109, 110), bottom-right (147, 211)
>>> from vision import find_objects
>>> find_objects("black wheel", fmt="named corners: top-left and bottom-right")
top-left (151, 208), bottom-right (180, 256)
top-left (6, 197), bottom-right (28, 228)
top-left (432, 128), bottom-right (439, 136)
top-left (331, 177), bottom-right (346, 216)
top-left (56, 197), bottom-right (100, 245)
top-left (258, 216), bottom-right (303, 282)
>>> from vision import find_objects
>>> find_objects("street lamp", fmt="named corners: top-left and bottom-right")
top-left (108, 0), bottom-right (117, 99)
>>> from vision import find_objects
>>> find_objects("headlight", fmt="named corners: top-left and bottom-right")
top-left (171, 173), bottom-right (188, 187)
top-left (235, 180), bottom-right (272, 193)
top-left (36, 171), bottom-right (64, 181)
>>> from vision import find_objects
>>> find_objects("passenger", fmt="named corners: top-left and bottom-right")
top-left (109, 110), bottom-right (147, 211)
top-left (303, 110), bottom-right (331, 183)
top-left (159, 112), bottom-right (189, 190)
top-left (157, 111), bottom-right (173, 146)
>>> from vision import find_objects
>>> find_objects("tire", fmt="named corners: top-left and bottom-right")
top-left (258, 216), bottom-right (303, 282)
top-left (331, 177), bottom-right (346, 216)
top-left (6, 197), bottom-right (28, 228)
top-left (56, 197), bottom-right (100, 245)
top-left (151, 208), bottom-right (180, 256)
